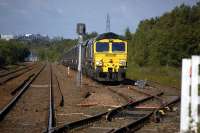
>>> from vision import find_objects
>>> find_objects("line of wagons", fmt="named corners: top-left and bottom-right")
top-left (62, 32), bottom-right (128, 82)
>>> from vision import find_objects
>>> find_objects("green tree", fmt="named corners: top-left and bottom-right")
top-left (129, 2), bottom-right (200, 67)
top-left (125, 27), bottom-right (132, 41)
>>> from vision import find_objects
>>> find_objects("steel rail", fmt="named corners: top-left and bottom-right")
top-left (106, 87), bottom-right (129, 102)
top-left (51, 92), bottom-right (163, 133)
top-left (157, 96), bottom-right (180, 110)
top-left (0, 66), bottom-right (8, 71)
top-left (128, 86), bottom-right (165, 104)
top-left (0, 63), bottom-right (36, 78)
top-left (10, 73), bottom-right (35, 95)
top-left (0, 68), bottom-right (34, 85)
top-left (0, 64), bottom-right (46, 121)
top-left (47, 64), bottom-right (56, 133)
top-left (0, 65), bottom-right (37, 85)
top-left (105, 92), bottom-right (163, 121)
top-left (110, 96), bottom-right (180, 133)
top-left (110, 112), bottom-right (152, 133)
top-left (55, 74), bottom-right (64, 107)
top-left (53, 112), bottom-right (107, 133)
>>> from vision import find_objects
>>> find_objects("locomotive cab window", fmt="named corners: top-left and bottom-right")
top-left (96, 42), bottom-right (109, 52)
top-left (112, 42), bottom-right (125, 52)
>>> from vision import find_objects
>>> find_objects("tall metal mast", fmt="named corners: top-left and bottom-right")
top-left (106, 13), bottom-right (110, 32)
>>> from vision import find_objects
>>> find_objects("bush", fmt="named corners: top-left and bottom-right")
top-left (0, 39), bottom-right (30, 65)
top-left (127, 3), bottom-right (200, 67)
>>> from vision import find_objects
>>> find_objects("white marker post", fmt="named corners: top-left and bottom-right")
top-left (180, 59), bottom-right (191, 132)
top-left (78, 35), bottom-right (83, 73)
top-left (191, 56), bottom-right (200, 132)
top-left (77, 35), bottom-right (83, 86)
top-left (67, 66), bottom-right (70, 76)
top-left (180, 56), bottom-right (200, 133)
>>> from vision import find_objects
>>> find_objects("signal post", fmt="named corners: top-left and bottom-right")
top-left (76, 23), bottom-right (86, 87)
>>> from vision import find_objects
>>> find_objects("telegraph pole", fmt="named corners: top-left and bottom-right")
top-left (76, 23), bottom-right (86, 87)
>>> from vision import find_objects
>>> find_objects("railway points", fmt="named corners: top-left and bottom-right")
top-left (1, 1), bottom-right (200, 132)
top-left (0, 63), bottom-right (180, 133)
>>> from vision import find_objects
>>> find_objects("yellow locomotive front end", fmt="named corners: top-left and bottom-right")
top-left (93, 38), bottom-right (127, 81)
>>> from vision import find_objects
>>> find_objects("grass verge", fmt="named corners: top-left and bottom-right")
top-left (126, 64), bottom-right (181, 89)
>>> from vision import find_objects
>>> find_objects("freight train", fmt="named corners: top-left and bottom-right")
top-left (62, 32), bottom-right (127, 81)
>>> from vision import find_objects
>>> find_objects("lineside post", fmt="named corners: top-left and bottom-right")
top-left (180, 56), bottom-right (200, 133)
top-left (76, 23), bottom-right (86, 87)
top-left (78, 35), bottom-right (83, 73)
top-left (191, 56), bottom-right (200, 132)
top-left (180, 59), bottom-right (191, 132)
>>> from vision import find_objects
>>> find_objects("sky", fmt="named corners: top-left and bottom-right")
top-left (0, 0), bottom-right (198, 38)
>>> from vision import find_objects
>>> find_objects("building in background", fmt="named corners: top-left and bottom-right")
top-left (25, 52), bottom-right (38, 62)
top-left (0, 34), bottom-right (14, 41)
top-left (16, 34), bottom-right (49, 42)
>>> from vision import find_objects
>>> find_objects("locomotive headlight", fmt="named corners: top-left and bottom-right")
top-left (119, 60), bottom-right (126, 66)
top-left (96, 60), bottom-right (103, 66)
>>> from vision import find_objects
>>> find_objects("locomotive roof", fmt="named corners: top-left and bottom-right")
top-left (95, 32), bottom-right (125, 41)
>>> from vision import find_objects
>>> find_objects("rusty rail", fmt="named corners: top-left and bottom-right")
top-left (0, 64), bottom-right (46, 121)
top-left (110, 96), bottom-right (180, 133)
top-left (47, 64), bottom-right (56, 133)
top-left (51, 92), bottom-right (163, 133)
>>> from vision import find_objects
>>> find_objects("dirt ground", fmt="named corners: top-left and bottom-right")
top-left (0, 63), bottom-right (49, 133)
top-left (53, 64), bottom-right (180, 133)
top-left (0, 63), bottom-right (180, 133)
top-left (0, 63), bottom-right (41, 109)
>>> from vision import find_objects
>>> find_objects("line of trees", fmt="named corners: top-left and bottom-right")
top-left (36, 32), bottom-right (98, 62)
top-left (36, 39), bottom-right (77, 61)
top-left (126, 2), bottom-right (200, 67)
top-left (0, 40), bottom-right (30, 65)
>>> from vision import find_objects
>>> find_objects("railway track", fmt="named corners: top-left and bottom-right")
top-left (0, 63), bottom-right (179, 132)
top-left (0, 63), bottom-right (38, 85)
top-left (51, 91), bottom-right (179, 133)
top-left (50, 65), bottom-right (179, 133)
top-left (49, 66), bottom-right (180, 133)
top-left (47, 64), bottom-right (56, 133)
top-left (0, 63), bottom-right (54, 133)
top-left (47, 64), bottom-right (66, 133)
top-left (0, 63), bottom-right (35, 78)
top-left (0, 63), bottom-right (65, 132)
top-left (0, 63), bottom-right (44, 110)
top-left (0, 64), bottom-right (46, 121)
